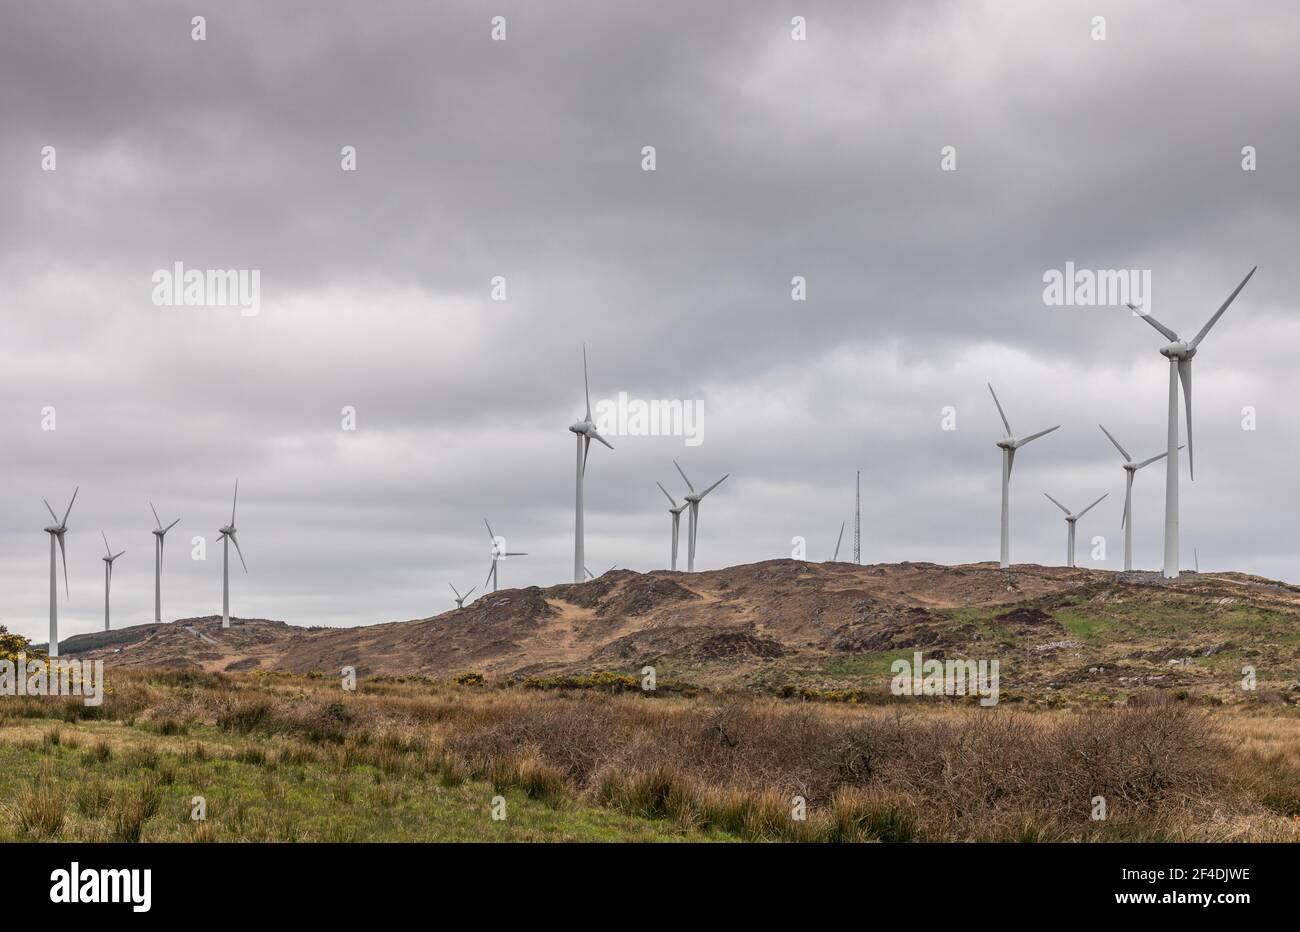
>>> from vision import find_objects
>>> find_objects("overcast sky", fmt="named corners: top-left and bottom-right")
top-left (1, 1), bottom-right (1296, 644)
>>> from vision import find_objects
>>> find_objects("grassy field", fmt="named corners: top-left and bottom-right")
top-left (2, 668), bottom-right (1299, 842)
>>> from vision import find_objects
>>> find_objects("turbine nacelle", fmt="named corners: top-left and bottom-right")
top-left (1159, 340), bottom-right (1193, 360)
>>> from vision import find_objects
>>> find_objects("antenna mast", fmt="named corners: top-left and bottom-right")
top-left (853, 470), bottom-right (861, 564)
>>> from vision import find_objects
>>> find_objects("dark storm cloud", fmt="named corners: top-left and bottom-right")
top-left (1, 1), bottom-right (1295, 643)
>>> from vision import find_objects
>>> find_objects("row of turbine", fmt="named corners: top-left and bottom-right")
top-left (991, 265), bottom-right (1257, 576)
top-left (41, 482), bottom-right (247, 657)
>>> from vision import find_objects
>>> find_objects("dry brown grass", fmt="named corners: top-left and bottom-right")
top-left (16, 667), bottom-right (1297, 842)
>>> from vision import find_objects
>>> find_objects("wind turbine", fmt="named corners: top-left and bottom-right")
top-left (568, 345), bottom-right (614, 584)
top-left (656, 481), bottom-right (688, 570)
top-left (42, 488), bottom-right (77, 658)
top-left (150, 502), bottom-right (180, 622)
top-left (101, 532), bottom-right (125, 631)
top-left (1043, 492), bottom-right (1108, 568)
top-left (673, 460), bottom-right (729, 572)
top-left (217, 480), bottom-right (247, 629)
top-left (830, 522), bottom-right (845, 562)
top-left (989, 384), bottom-right (1059, 569)
top-left (484, 520), bottom-right (527, 592)
top-left (1126, 266), bottom-right (1256, 578)
top-left (449, 583), bottom-right (476, 609)
top-left (584, 564), bottom-right (617, 579)
top-left (1098, 425), bottom-right (1181, 571)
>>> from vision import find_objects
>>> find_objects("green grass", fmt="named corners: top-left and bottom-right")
top-left (821, 650), bottom-right (916, 680)
top-left (1055, 610), bottom-right (1113, 642)
top-left (0, 720), bottom-right (734, 842)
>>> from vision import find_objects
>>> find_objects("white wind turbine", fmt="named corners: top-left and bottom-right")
top-left (1098, 425), bottom-right (1181, 571)
top-left (150, 502), bottom-right (180, 622)
top-left (673, 460), bottom-right (729, 572)
top-left (484, 520), bottom-right (527, 592)
top-left (1043, 492), bottom-right (1108, 568)
top-left (449, 583), bottom-right (476, 609)
top-left (42, 487), bottom-right (77, 658)
top-left (1125, 266), bottom-right (1256, 578)
top-left (217, 480), bottom-right (247, 629)
top-left (989, 384), bottom-right (1059, 569)
top-left (656, 481), bottom-right (689, 571)
top-left (568, 345), bottom-right (614, 584)
top-left (100, 532), bottom-right (125, 631)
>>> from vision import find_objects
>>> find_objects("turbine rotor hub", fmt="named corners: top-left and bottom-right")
top-left (1160, 341), bottom-right (1193, 359)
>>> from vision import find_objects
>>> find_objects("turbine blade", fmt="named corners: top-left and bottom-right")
top-left (1122, 473), bottom-right (1132, 529)
top-left (231, 479), bottom-right (239, 525)
top-left (113, 550), bottom-right (125, 560)
top-left (165, 518), bottom-right (180, 533)
top-left (833, 522), bottom-right (844, 562)
top-left (588, 429), bottom-right (614, 450)
top-left (1129, 305), bottom-right (1179, 342)
top-left (43, 499), bottom-right (58, 523)
top-left (504, 552), bottom-right (528, 556)
top-left (1078, 492), bottom-right (1108, 517)
top-left (230, 531), bottom-right (248, 573)
top-left (62, 486), bottom-right (78, 525)
top-left (1190, 266), bottom-right (1257, 349)
top-left (1043, 492), bottom-right (1071, 515)
top-left (700, 474), bottom-right (729, 498)
top-left (484, 519), bottom-right (496, 541)
top-left (585, 566), bottom-right (593, 579)
top-left (449, 583), bottom-right (461, 599)
top-left (656, 482), bottom-right (678, 507)
top-left (582, 434), bottom-right (591, 476)
top-left (1015, 425), bottom-right (1060, 447)
top-left (1135, 447), bottom-right (1177, 469)
top-left (465, 586), bottom-right (476, 598)
top-left (485, 562), bottom-right (495, 589)
top-left (150, 501), bottom-right (162, 529)
top-left (1179, 359), bottom-right (1194, 480)
top-left (583, 344), bottom-right (591, 420)
top-left (1006, 446), bottom-right (1016, 478)
top-left (102, 530), bottom-right (111, 557)
top-left (987, 383), bottom-right (1011, 436)
top-left (1098, 424), bottom-right (1131, 461)
top-left (57, 532), bottom-right (69, 599)
top-left (673, 460), bottom-right (695, 493)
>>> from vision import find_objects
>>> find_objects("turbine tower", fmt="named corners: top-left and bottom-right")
top-left (1126, 266), bottom-right (1255, 578)
top-left (217, 480), bottom-right (247, 629)
top-left (484, 520), bottom-right (527, 592)
top-left (150, 502), bottom-right (180, 622)
top-left (853, 471), bottom-right (861, 564)
top-left (568, 345), bottom-right (614, 584)
top-left (656, 481), bottom-right (688, 570)
top-left (42, 487), bottom-right (77, 658)
top-left (449, 583), bottom-right (476, 609)
top-left (1098, 425), bottom-right (1179, 571)
top-left (988, 384), bottom-right (1059, 569)
top-left (101, 532), bottom-right (125, 631)
top-left (673, 460), bottom-right (728, 572)
top-left (831, 521), bottom-right (845, 562)
top-left (1043, 492), bottom-right (1108, 568)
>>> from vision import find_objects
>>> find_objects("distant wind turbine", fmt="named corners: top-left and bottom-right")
top-left (1125, 266), bottom-right (1256, 578)
top-left (217, 480), bottom-right (247, 629)
top-left (42, 487), bottom-right (77, 658)
top-left (484, 520), bottom-right (527, 592)
top-left (568, 344), bottom-right (614, 584)
top-left (656, 481), bottom-right (688, 571)
top-left (101, 532), bottom-right (125, 631)
top-left (150, 502), bottom-right (180, 622)
top-left (673, 460), bottom-right (729, 572)
top-left (989, 384), bottom-right (1059, 569)
top-left (584, 564), bottom-right (617, 579)
top-left (1098, 425), bottom-right (1181, 571)
top-left (449, 583), bottom-right (476, 609)
top-left (1043, 492), bottom-right (1108, 568)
